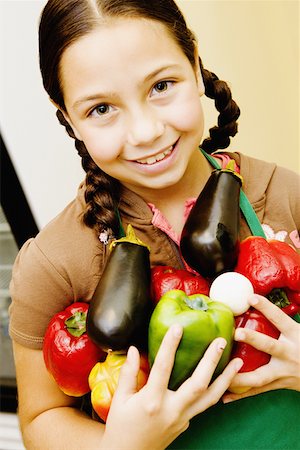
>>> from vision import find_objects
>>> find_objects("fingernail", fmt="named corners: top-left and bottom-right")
top-left (234, 358), bottom-right (244, 371)
top-left (223, 395), bottom-right (233, 404)
top-left (127, 346), bottom-right (136, 362)
top-left (235, 329), bottom-right (245, 341)
top-left (218, 338), bottom-right (227, 351)
top-left (172, 324), bottom-right (183, 338)
top-left (248, 295), bottom-right (259, 305)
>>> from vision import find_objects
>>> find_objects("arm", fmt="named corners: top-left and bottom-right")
top-left (223, 295), bottom-right (300, 403)
top-left (14, 326), bottom-right (242, 450)
top-left (13, 341), bottom-right (105, 450)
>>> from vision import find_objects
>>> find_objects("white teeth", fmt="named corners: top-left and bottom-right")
top-left (137, 146), bottom-right (173, 165)
top-left (145, 156), bottom-right (157, 165)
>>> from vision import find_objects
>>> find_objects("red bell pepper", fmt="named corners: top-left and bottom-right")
top-left (282, 301), bottom-right (300, 317)
top-left (89, 351), bottom-right (149, 422)
top-left (230, 309), bottom-right (280, 373)
top-left (235, 237), bottom-right (300, 311)
top-left (151, 265), bottom-right (210, 304)
top-left (228, 308), bottom-right (281, 394)
top-left (285, 288), bottom-right (300, 306)
top-left (43, 302), bottom-right (105, 397)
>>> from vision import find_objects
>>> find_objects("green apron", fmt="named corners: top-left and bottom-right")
top-left (169, 390), bottom-right (300, 450)
top-left (169, 150), bottom-right (300, 450)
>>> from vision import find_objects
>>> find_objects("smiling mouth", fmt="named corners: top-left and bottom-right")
top-left (135, 143), bottom-right (176, 165)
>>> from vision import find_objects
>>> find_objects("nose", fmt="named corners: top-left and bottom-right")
top-left (127, 107), bottom-right (164, 147)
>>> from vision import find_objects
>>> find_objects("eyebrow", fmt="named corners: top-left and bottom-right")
top-left (72, 63), bottom-right (182, 109)
top-left (73, 92), bottom-right (118, 109)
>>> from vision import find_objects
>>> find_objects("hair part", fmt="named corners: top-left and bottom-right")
top-left (39, 0), bottom-right (240, 236)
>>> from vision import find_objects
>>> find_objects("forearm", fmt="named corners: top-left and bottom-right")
top-left (22, 406), bottom-right (105, 450)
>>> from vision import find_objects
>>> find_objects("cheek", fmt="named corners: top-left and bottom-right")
top-left (168, 94), bottom-right (204, 132)
top-left (82, 129), bottom-right (124, 163)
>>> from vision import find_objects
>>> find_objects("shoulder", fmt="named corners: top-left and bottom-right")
top-left (228, 152), bottom-right (300, 250)
top-left (34, 184), bottom-right (104, 286)
top-left (237, 152), bottom-right (299, 206)
top-left (225, 151), bottom-right (299, 200)
top-left (35, 188), bottom-right (102, 268)
top-left (9, 186), bottom-right (108, 348)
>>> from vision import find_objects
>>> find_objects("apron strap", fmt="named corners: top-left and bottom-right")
top-left (115, 207), bottom-right (126, 238)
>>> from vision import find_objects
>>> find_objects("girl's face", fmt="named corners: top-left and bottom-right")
top-left (60, 18), bottom-right (205, 197)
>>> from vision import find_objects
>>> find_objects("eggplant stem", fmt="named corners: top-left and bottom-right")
top-left (110, 224), bottom-right (150, 251)
top-left (222, 160), bottom-right (244, 186)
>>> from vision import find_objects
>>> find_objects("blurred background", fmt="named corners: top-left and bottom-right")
top-left (1, 1), bottom-right (299, 230)
top-left (0, 0), bottom-right (299, 446)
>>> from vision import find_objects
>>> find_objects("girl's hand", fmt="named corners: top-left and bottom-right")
top-left (101, 325), bottom-right (243, 450)
top-left (223, 295), bottom-right (300, 403)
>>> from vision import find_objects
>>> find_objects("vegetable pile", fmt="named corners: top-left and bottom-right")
top-left (43, 159), bottom-right (300, 419)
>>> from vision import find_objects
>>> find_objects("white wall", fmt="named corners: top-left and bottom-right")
top-left (178, 0), bottom-right (299, 172)
top-left (0, 0), bottom-right (84, 230)
top-left (1, 0), bottom-right (299, 229)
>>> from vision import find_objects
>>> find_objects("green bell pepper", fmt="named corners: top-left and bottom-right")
top-left (148, 289), bottom-right (235, 390)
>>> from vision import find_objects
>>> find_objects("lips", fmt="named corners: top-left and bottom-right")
top-left (135, 142), bottom-right (176, 165)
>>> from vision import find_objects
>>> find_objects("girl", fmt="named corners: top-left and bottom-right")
top-left (9, 0), bottom-right (300, 449)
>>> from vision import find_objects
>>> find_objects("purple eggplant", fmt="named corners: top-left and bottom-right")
top-left (87, 225), bottom-right (152, 351)
top-left (180, 165), bottom-right (242, 279)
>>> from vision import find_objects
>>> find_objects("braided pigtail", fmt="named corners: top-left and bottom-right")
top-left (56, 110), bottom-right (121, 237)
top-left (199, 60), bottom-right (240, 153)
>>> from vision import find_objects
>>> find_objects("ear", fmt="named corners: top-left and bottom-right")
top-left (193, 48), bottom-right (205, 97)
top-left (50, 98), bottom-right (82, 141)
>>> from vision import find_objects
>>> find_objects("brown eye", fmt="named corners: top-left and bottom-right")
top-left (95, 104), bottom-right (110, 115)
top-left (153, 81), bottom-right (169, 93)
top-left (151, 80), bottom-right (174, 97)
top-left (155, 81), bottom-right (168, 92)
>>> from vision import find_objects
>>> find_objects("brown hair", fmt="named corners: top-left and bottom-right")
top-left (39, 0), bottom-right (240, 236)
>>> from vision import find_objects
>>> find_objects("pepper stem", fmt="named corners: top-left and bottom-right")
top-left (109, 224), bottom-right (150, 251)
top-left (184, 295), bottom-right (209, 311)
top-left (267, 288), bottom-right (290, 309)
top-left (65, 311), bottom-right (87, 337)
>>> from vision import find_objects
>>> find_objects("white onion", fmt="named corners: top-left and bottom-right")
top-left (209, 272), bottom-right (254, 316)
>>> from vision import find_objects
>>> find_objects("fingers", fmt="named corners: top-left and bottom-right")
top-left (248, 295), bottom-right (294, 334)
top-left (223, 379), bottom-right (283, 403)
top-left (146, 324), bottom-right (183, 394)
top-left (234, 327), bottom-right (285, 358)
top-left (114, 346), bottom-right (141, 400)
top-left (176, 338), bottom-right (243, 408)
top-left (207, 355), bottom-right (244, 396)
top-left (181, 338), bottom-right (228, 390)
top-left (224, 348), bottom-right (299, 397)
top-left (182, 356), bottom-right (243, 417)
top-left (227, 363), bottom-right (276, 393)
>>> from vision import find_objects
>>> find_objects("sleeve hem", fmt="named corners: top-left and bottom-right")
top-left (9, 325), bottom-right (44, 350)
